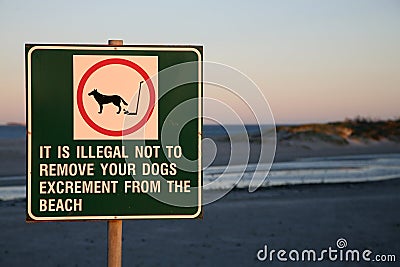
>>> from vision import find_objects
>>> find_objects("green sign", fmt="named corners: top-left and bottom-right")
top-left (26, 44), bottom-right (202, 220)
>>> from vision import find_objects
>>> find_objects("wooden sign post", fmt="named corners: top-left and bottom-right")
top-left (108, 219), bottom-right (122, 267)
top-left (107, 39), bottom-right (123, 267)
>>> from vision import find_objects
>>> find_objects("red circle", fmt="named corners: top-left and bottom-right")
top-left (77, 58), bottom-right (156, 136)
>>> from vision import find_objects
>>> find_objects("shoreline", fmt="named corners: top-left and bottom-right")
top-left (1, 138), bottom-right (400, 192)
top-left (2, 175), bottom-right (399, 201)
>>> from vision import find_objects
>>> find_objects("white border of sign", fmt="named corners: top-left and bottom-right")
top-left (27, 45), bottom-right (202, 220)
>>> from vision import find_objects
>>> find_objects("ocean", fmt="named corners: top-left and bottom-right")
top-left (0, 125), bottom-right (25, 139)
top-left (203, 124), bottom-right (268, 138)
top-left (1, 125), bottom-right (400, 200)
top-left (1, 124), bottom-right (266, 139)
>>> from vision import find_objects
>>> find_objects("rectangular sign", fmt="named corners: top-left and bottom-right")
top-left (26, 44), bottom-right (202, 220)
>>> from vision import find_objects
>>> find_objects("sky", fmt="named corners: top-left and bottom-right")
top-left (0, 0), bottom-right (399, 124)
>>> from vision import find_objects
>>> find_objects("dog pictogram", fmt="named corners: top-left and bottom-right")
top-left (88, 81), bottom-right (144, 116)
top-left (88, 89), bottom-right (128, 114)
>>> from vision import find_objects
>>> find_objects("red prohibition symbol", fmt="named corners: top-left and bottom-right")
top-left (77, 58), bottom-right (156, 136)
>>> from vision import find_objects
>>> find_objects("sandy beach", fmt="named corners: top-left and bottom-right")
top-left (1, 136), bottom-right (400, 266)
top-left (208, 137), bottom-right (400, 166)
top-left (1, 179), bottom-right (399, 266)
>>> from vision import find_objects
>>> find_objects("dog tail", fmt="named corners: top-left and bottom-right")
top-left (121, 97), bottom-right (128, 106)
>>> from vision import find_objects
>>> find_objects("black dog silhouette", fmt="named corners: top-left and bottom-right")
top-left (88, 89), bottom-right (128, 114)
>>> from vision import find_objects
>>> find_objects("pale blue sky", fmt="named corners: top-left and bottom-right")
top-left (0, 0), bottom-right (399, 124)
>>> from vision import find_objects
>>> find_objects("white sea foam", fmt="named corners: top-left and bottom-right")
top-left (1, 154), bottom-right (400, 200)
top-left (204, 153), bottom-right (400, 190)
top-left (0, 185), bottom-right (26, 201)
